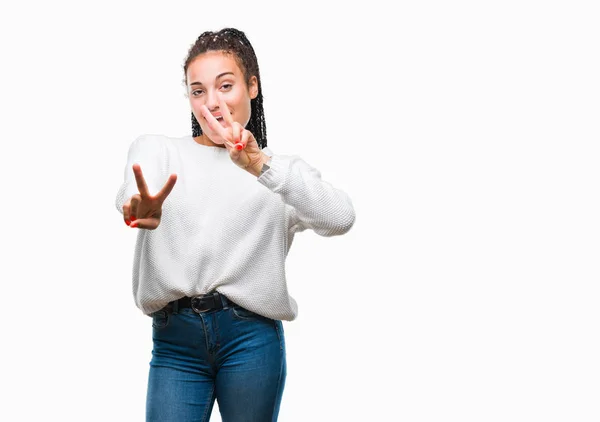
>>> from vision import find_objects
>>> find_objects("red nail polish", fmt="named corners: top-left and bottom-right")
top-left (125, 219), bottom-right (131, 225)
top-left (131, 215), bottom-right (136, 221)
top-left (235, 143), bottom-right (243, 151)
top-left (130, 221), bottom-right (138, 228)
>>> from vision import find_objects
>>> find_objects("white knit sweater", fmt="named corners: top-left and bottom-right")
top-left (115, 134), bottom-right (355, 320)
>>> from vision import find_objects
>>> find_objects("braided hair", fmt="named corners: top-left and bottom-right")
top-left (183, 28), bottom-right (268, 149)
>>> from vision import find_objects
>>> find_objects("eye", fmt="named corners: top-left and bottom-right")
top-left (191, 89), bottom-right (204, 96)
top-left (221, 83), bottom-right (233, 90)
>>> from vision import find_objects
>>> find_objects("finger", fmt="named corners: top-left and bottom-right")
top-left (130, 217), bottom-right (160, 230)
top-left (200, 105), bottom-right (230, 142)
top-left (233, 122), bottom-right (245, 150)
top-left (122, 198), bottom-right (131, 225)
top-left (232, 121), bottom-right (241, 145)
top-left (156, 173), bottom-right (178, 203)
top-left (217, 92), bottom-right (235, 126)
top-left (132, 164), bottom-right (150, 198)
top-left (199, 105), bottom-right (220, 133)
top-left (220, 136), bottom-right (236, 150)
top-left (130, 194), bottom-right (140, 221)
top-left (239, 127), bottom-right (250, 149)
top-left (228, 139), bottom-right (249, 166)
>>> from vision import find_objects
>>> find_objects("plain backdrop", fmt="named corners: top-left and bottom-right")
top-left (1, 1), bottom-right (599, 421)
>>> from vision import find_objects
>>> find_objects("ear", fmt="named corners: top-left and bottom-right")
top-left (248, 76), bottom-right (258, 99)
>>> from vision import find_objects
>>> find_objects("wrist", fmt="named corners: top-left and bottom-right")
top-left (250, 153), bottom-right (271, 178)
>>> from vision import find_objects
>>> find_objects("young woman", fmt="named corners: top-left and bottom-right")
top-left (115, 27), bottom-right (355, 421)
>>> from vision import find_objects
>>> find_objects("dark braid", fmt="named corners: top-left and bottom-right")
top-left (183, 28), bottom-right (268, 149)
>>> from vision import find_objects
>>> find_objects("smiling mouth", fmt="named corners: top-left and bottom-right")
top-left (205, 114), bottom-right (228, 122)
top-left (201, 110), bottom-right (232, 125)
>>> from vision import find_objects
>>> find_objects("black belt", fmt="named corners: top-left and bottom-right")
top-left (165, 291), bottom-right (234, 314)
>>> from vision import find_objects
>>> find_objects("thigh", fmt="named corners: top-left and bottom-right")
top-left (146, 309), bottom-right (216, 422)
top-left (215, 307), bottom-right (287, 422)
top-left (146, 365), bottom-right (216, 422)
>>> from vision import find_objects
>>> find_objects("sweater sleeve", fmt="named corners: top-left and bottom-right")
top-left (257, 154), bottom-right (356, 237)
top-left (114, 134), bottom-right (167, 215)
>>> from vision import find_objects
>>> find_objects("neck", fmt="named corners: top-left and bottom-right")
top-left (193, 134), bottom-right (226, 148)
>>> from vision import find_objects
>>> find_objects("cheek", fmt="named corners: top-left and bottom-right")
top-left (229, 87), bottom-right (250, 108)
top-left (232, 93), bottom-right (252, 116)
top-left (190, 97), bottom-right (203, 110)
top-left (190, 99), bottom-right (207, 121)
top-left (189, 102), bottom-right (200, 118)
top-left (190, 105), bottom-right (206, 127)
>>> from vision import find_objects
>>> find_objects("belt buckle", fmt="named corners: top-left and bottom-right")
top-left (191, 296), bottom-right (212, 313)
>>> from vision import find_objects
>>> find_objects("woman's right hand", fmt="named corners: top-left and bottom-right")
top-left (123, 163), bottom-right (177, 230)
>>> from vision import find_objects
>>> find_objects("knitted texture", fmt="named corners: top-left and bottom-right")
top-left (115, 134), bottom-right (355, 320)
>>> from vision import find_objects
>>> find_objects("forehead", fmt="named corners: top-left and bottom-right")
top-left (187, 51), bottom-right (242, 82)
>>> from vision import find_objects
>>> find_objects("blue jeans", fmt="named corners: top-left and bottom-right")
top-left (146, 301), bottom-right (287, 421)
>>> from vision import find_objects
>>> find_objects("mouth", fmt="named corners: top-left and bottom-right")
top-left (206, 113), bottom-right (229, 125)
top-left (216, 116), bottom-right (227, 127)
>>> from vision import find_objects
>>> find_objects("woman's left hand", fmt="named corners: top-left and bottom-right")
top-left (199, 94), bottom-right (269, 176)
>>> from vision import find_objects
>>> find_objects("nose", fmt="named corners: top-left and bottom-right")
top-left (205, 89), bottom-right (219, 111)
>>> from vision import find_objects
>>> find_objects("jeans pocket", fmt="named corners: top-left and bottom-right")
top-left (151, 310), bottom-right (170, 329)
top-left (231, 305), bottom-right (262, 321)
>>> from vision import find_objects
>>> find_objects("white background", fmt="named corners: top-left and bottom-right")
top-left (1, 1), bottom-right (599, 421)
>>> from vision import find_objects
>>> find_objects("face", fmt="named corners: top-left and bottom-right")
top-left (187, 50), bottom-right (258, 144)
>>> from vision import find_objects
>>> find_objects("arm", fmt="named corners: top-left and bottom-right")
top-left (255, 152), bottom-right (356, 237)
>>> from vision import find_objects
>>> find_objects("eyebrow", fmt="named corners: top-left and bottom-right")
top-left (190, 72), bottom-right (235, 86)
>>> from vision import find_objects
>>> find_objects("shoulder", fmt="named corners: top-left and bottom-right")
top-left (130, 133), bottom-right (188, 153)
top-left (127, 133), bottom-right (162, 151)
top-left (132, 133), bottom-right (170, 146)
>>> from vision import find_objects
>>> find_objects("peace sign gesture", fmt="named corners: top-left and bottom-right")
top-left (199, 93), bottom-right (269, 175)
top-left (123, 163), bottom-right (178, 229)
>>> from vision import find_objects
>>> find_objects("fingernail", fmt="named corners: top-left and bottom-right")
top-left (130, 221), bottom-right (138, 228)
top-left (235, 143), bottom-right (243, 151)
top-left (125, 219), bottom-right (131, 225)
top-left (131, 215), bottom-right (136, 221)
